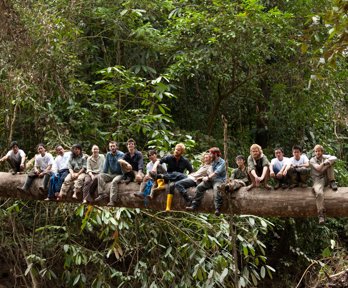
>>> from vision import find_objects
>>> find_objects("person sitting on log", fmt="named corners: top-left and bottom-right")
top-left (269, 147), bottom-right (289, 189)
top-left (57, 144), bottom-right (86, 200)
top-left (44, 145), bottom-right (71, 201)
top-left (246, 144), bottom-right (272, 191)
top-left (82, 145), bottom-right (105, 204)
top-left (0, 141), bottom-right (26, 175)
top-left (310, 144), bottom-right (338, 225)
top-left (134, 149), bottom-right (166, 199)
top-left (17, 143), bottom-right (54, 194)
top-left (149, 143), bottom-right (193, 212)
top-left (186, 147), bottom-right (226, 216)
top-left (287, 144), bottom-right (310, 188)
top-left (172, 152), bottom-right (212, 208)
top-left (118, 138), bottom-right (144, 185)
top-left (220, 155), bottom-right (249, 193)
top-left (94, 141), bottom-right (124, 206)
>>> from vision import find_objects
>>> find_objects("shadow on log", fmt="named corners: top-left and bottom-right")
top-left (0, 172), bottom-right (347, 217)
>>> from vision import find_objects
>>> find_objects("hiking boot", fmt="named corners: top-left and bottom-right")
top-left (330, 181), bottom-right (338, 191)
top-left (182, 193), bottom-right (192, 204)
top-left (134, 192), bottom-right (145, 199)
top-left (215, 209), bottom-right (221, 216)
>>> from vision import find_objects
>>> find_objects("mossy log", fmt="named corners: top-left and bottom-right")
top-left (0, 172), bottom-right (347, 217)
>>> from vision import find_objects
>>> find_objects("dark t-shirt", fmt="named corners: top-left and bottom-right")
top-left (160, 155), bottom-right (193, 174)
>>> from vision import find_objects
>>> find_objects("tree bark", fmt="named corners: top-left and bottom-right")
top-left (1, 172), bottom-right (346, 217)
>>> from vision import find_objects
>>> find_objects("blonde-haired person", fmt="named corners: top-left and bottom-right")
top-left (82, 145), bottom-right (105, 204)
top-left (309, 145), bottom-right (338, 225)
top-left (246, 144), bottom-right (271, 191)
top-left (172, 152), bottom-right (213, 207)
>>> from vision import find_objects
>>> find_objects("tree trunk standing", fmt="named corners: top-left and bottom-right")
top-left (1, 173), bottom-right (347, 217)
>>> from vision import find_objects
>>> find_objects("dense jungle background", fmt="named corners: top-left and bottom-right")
top-left (0, 0), bottom-right (348, 287)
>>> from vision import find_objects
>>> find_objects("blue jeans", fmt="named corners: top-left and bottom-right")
top-left (47, 169), bottom-right (69, 198)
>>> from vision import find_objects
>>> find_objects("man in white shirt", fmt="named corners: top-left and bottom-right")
top-left (17, 143), bottom-right (54, 194)
top-left (269, 147), bottom-right (289, 189)
top-left (45, 145), bottom-right (71, 200)
top-left (0, 141), bottom-right (26, 175)
top-left (286, 145), bottom-right (310, 188)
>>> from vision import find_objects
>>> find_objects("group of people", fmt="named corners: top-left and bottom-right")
top-left (0, 140), bottom-right (338, 224)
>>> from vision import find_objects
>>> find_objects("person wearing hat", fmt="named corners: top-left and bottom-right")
top-left (17, 143), bottom-right (54, 193)
top-left (186, 147), bottom-right (226, 216)
top-left (57, 144), bottom-right (86, 200)
top-left (0, 141), bottom-right (26, 175)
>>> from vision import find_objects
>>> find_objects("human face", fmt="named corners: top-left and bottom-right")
top-left (38, 146), bottom-right (46, 156)
top-left (92, 145), bottom-right (99, 155)
top-left (292, 149), bottom-right (301, 160)
top-left (274, 149), bottom-right (284, 161)
top-left (73, 147), bottom-right (81, 156)
top-left (127, 141), bottom-right (135, 152)
top-left (236, 158), bottom-right (245, 168)
top-left (56, 146), bottom-right (64, 156)
top-left (251, 148), bottom-right (261, 159)
top-left (174, 145), bottom-right (183, 158)
top-left (314, 148), bottom-right (323, 159)
top-left (12, 145), bottom-right (19, 154)
top-left (109, 143), bottom-right (117, 154)
top-left (203, 154), bottom-right (212, 165)
top-left (148, 153), bottom-right (157, 163)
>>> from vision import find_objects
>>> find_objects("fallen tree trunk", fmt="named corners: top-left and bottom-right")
top-left (0, 172), bottom-right (346, 217)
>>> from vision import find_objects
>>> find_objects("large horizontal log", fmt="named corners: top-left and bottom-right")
top-left (0, 172), bottom-right (347, 217)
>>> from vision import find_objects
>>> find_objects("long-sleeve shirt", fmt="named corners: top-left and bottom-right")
top-left (103, 151), bottom-right (124, 175)
top-left (123, 150), bottom-right (144, 172)
top-left (231, 167), bottom-right (249, 185)
top-left (188, 164), bottom-right (212, 182)
top-left (212, 157), bottom-right (226, 181)
top-left (68, 155), bottom-right (87, 172)
top-left (87, 154), bottom-right (105, 174)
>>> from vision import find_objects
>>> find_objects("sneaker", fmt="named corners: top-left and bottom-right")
top-left (11, 171), bottom-right (17, 175)
top-left (17, 187), bottom-right (28, 193)
top-left (185, 206), bottom-right (196, 211)
top-left (246, 184), bottom-right (254, 191)
top-left (281, 183), bottom-right (288, 189)
top-left (264, 184), bottom-right (272, 190)
top-left (215, 209), bottom-right (221, 216)
top-left (318, 215), bottom-right (325, 225)
top-left (300, 183), bottom-right (308, 188)
top-left (44, 197), bottom-right (55, 201)
top-left (274, 182), bottom-right (280, 190)
top-left (39, 186), bottom-right (48, 194)
top-left (94, 194), bottom-right (108, 203)
top-left (330, 181), bottom-right (338, 191)
top-left (107, 201), bottom-right (115, 207)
